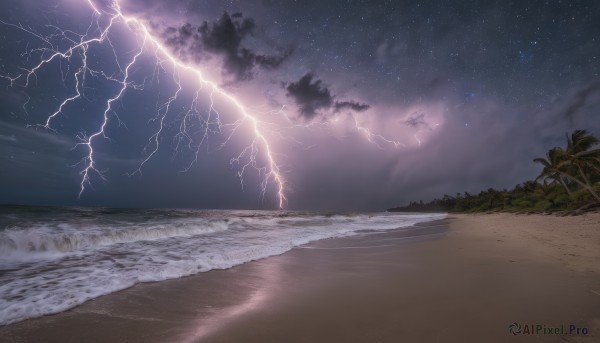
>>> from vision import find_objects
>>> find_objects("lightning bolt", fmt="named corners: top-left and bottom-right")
top-left (110, 2), bottom-right (288, 208)
top-left (352, 115), bottom-right (405, 149)
top-left (76, 32), bottom-right (147, 198)
top-left (42, 45), bottom-right (88, 130)
top-left (0, 0), bottom-right (418, 210)
top-left (1, 0), bottom-right (287, 208)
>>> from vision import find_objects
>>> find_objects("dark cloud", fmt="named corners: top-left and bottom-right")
top-left (285, 73), bottom-right (334, 119)
top-left (285, 73), bottom-right (369, 119)
top-left (334, 101), bottom-right (370, 113)
top-left (255, 52), bottom-right (293, 70)
top-left (403, 112), bottom-right (426, 128)
top-left (163, 23), bottom-right (199, 56)
top-left (564, 80), bottom-right (600, 121)
top-left (164, 12), bottom-right (291, 80)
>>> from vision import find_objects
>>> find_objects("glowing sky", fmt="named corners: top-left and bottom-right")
top-left (0, 0), bottom-right (599, 211)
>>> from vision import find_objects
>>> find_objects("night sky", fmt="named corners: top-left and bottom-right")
top-left (0, 0), bottom-right (599, 211)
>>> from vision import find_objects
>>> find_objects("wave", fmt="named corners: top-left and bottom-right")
top-left (0, 219), bottom-right (229, 260)
top-left (0, 210), bottom-right (446, 325)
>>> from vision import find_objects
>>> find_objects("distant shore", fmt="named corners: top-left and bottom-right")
top-left (1, 213), bottom-right (599, 342)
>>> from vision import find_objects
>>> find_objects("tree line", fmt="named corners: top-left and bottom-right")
top-left (388, 130), bottom-right (600, 215)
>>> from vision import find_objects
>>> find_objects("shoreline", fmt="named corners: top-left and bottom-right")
top-left (1, 214), bottom-right (599, 342)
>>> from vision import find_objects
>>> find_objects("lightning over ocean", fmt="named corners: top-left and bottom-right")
top-left (1, 0), bottom-right (291, 208)
top-left (0, 0), bottom-right (598, 339)
top-left (0, 0), bottom-right (437, 210)
top-left (0, 0), bottom-right (598, 212)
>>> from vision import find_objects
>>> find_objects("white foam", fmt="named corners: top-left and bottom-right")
top-left (0, 219), bottom-right (229, 261)
top-left (0, 211), bottom-right (446, 325)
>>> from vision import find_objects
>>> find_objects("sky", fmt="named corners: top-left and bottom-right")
top-left (0, 0), bottom-right (599, 211)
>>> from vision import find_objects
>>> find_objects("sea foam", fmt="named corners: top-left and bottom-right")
top-left (0, 208), bottom-right (445, 325)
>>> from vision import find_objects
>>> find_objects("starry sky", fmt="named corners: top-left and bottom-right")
top-left (0, 0), bottom-right (599, 211)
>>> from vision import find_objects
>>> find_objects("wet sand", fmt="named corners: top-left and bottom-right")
top-left (1, 214), bottom-right (599, 342)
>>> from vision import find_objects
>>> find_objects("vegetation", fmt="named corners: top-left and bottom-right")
top-left (388, 130), bottom-right (600, 215)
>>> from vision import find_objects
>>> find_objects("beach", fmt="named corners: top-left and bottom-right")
top-left (1, 213), bottom-right (599, 342)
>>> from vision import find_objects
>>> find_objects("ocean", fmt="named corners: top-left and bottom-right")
top-left (0, 205), bottom-right (445, 325)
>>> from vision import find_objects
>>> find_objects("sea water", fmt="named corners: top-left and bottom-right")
top-left (0, 205), bottom-right (445, 325)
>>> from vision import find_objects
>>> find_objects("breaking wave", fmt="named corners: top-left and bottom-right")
top-left (0, 206), bottom-right (445, 325)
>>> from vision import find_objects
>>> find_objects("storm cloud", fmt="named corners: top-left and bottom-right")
top-left (0, 0), bottom-right (599, 211)
top-left (334, 101), bottom-right (370, 113)
top-left (163, 12), bottom-right (291, 80)
top-left (284, 73), bottom-right (333, 119)
top-left (285, 73), bottom-right (370, 120)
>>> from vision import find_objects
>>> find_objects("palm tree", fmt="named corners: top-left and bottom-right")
top-left (563, 130), bottom-right (600, 200)
top-left (534, 130), bottom-right (600, 202)
top-left (533, 147), bottom-right (572, 197)
top-left (566, 130), bottom-right (599, 154)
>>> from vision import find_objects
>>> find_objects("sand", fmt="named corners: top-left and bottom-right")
top-left (1, 213), bottom-right (599, 342)
top-left (451, 213), bottom-right (600, 274)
